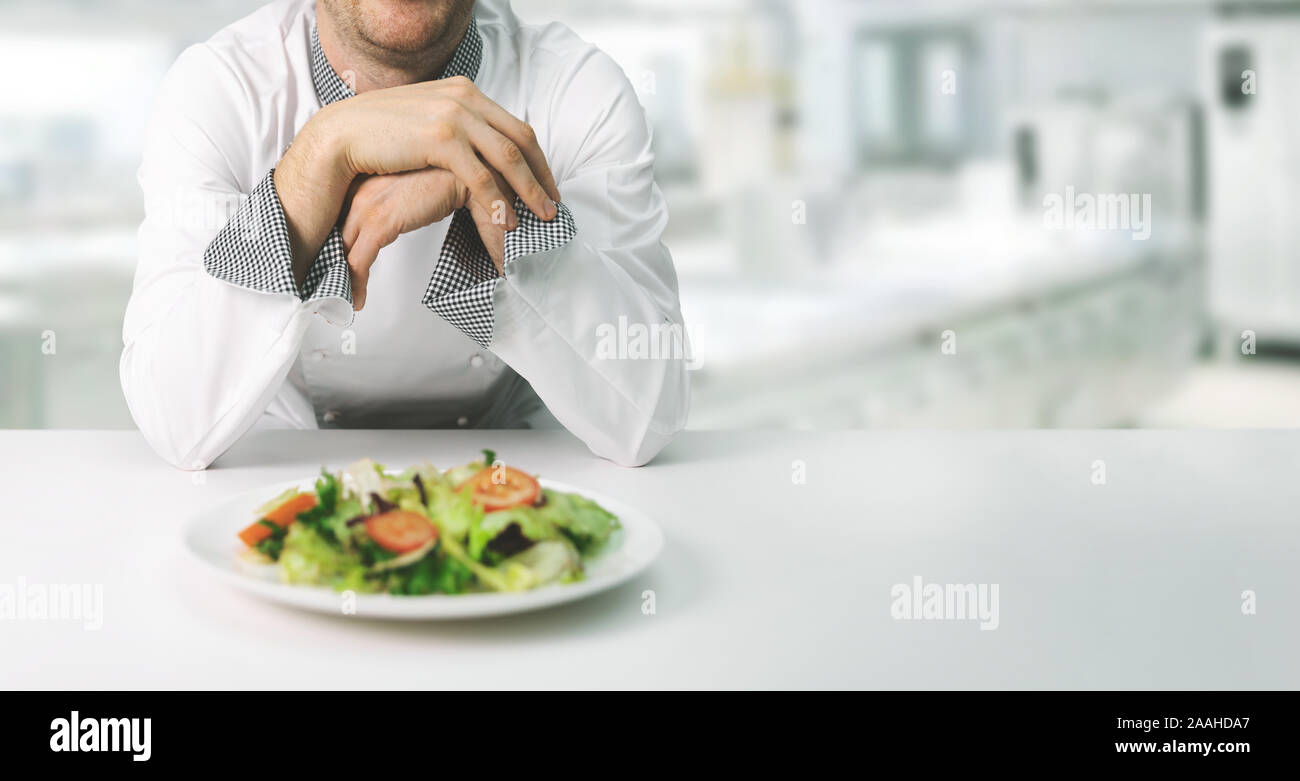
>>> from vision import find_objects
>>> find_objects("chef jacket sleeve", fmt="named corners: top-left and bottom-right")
top-left (203, 169), bottom-right (352, 303)
top-left (421, 49), bottom-right (691, 466)
top-left (120, 44), bottom-right (353, 470)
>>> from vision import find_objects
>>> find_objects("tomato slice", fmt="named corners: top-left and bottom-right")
top-left (238, 492), bottom-right (317, 547)
top-left (459, 466), bottom-right (540, 512)
top-left (365, 510), bottom-right (437, 554)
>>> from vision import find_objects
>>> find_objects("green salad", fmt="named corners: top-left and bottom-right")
top-left (236, 451), bottom-right (619, 595)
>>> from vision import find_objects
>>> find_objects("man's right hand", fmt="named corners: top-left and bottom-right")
top-left (274, 75), bottom-right (561, 290)
top-left (339, 166), bottom-right (513, 311)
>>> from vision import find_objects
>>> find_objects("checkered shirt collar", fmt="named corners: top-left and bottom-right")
top-left (310, 15), bottom-right (483, 105)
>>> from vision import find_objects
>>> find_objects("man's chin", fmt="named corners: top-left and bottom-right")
top-left (360, 17), bottom-right (446, 54)
top-left (332, 0), bottom-right (465, 56)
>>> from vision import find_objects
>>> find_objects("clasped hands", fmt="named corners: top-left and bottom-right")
top-left (282, 75), bottom-right (561, 311)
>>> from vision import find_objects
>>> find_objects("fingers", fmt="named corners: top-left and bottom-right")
top-left (461, 94), bottom-right (562, 204)
top-left (342, 227), bottom-right (384, 311)
top-left (441, 141), bottom-right (518, 231)
top-left (468, 198), bottom-right (506, 276)
top-left (341, 204), bottom-right (363, 251)
top-left (434, 77), bottom-right (560, 208)
top-left (340, 181), bottom-right (382, 311)
top-left (339, 167), bottom-right (470, 312)
top-left (410, 167), bottom-right (462, 212)
top-left (465, 120), bottom-right (556, 223)
top-left (463, 165), bottom-right (511, 276)
top-left (483, 165), bottom-right (517, 232)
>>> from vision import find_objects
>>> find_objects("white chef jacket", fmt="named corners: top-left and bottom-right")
top-left (121, 0), bottom-right (690, 470)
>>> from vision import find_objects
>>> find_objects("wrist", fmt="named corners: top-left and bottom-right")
top-left (291, 107), bottom-right (354, 194)
top-left (276, 111), bottom-right (354, 289)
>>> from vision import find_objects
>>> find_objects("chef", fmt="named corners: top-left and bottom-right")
top-left (121, 0), bottom-right (690, 470)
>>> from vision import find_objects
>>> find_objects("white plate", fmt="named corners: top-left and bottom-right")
top-left (183, 476), bottom-right (663, 620)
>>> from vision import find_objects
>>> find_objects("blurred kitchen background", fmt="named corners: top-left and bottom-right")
top-left (3, 0), bottom-right (1300, 430)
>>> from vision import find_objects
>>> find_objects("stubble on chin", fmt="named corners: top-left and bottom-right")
top-left (321, 0), bottom-right (472, 69)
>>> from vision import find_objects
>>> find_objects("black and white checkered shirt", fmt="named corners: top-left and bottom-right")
top-left (202, 15), bottom-right (576, 345)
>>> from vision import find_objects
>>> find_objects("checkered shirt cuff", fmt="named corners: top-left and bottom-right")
top-left (202, 169), bottom-right (351, 303)
top-left (422, 198), bottom-right (576, 347)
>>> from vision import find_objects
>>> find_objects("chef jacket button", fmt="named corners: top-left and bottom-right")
top-left (312, 349), bottom-right (328, 362)
top-left (456, 415), bottom-right (470, 427)
top-left (469, 354), bottom-right (484, 368)
top-left (323, 409), bottom-right (340, 424)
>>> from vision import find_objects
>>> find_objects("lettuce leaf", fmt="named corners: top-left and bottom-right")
top-left (497, 540), bottom-right (582, 590)
top-left (383, 549), bottom-right (475, 595)
top-left (342, 458), bottom-right (391, 512)
top-left (425, 480), bottom-right (483, 542)
top-left (278, 524), bottom-right (373, 591)
top-left (468, 507), bottom-right (557, 561)
top-left (536, 490), bottom-right (620, 553)
top-left (443, 460), bottom-right (485, 487)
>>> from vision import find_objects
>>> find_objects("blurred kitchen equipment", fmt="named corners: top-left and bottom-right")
top-left (1204, 15), bottom-right (1300, 347)
top-left (1008, 96), bottom-right (1203, 229)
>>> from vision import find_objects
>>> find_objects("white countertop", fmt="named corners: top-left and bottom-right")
top-left (1, 428), bottom-right (1295, 690)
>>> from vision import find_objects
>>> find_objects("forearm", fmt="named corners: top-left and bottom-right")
top-left (125, 41), bottom-right (362, 469)
top-left (126, 115), bottom-right (358, 469)
top-left (125, 174), bottom-right (355, 469)
top-left (489, 238), bottom-right (690, 466)
top-left (274, 107), bottom-right (355, 288)
top-left (120, 274), bottom-right (318, 469)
